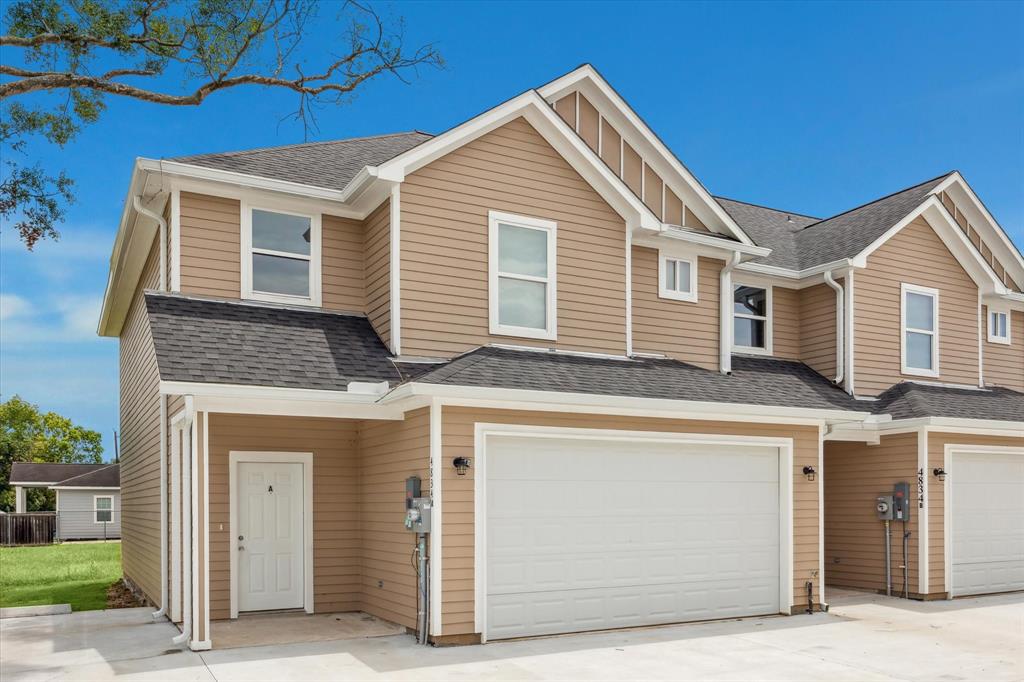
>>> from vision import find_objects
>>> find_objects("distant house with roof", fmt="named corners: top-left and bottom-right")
top-left (8, 462), bottom-right (121, 540)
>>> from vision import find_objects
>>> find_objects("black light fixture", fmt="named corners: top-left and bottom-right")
top-left (452, 456), bottom-right (472, 476)
top-left (933, 467), bottom-right (947, 482)
top-left (802, 465), bottom-right (817, 481)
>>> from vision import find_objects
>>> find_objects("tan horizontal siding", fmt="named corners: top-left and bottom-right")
top-left (363, 199), bottom-right (391, 348)
top-left (982, 307), bottom-right (1024, 391)
top-left (773, 287), bottom-right (801, 360)
top-left (322, 214), bottom-right (366, 314)
top-left (440, 407), bottom-right (820, 635)
top-left (631, 247), bottom-right (722, 369)
top-left (399, 117), bottom-right (627, 357)
top-left (119, 239), bottom-right (163, 606)
top-left (854, 217), bottom-right (979, 395)
top-left (823, 435), bottom-right (920, 594)
top-left (799, 282), bottom-right (838, 380)
top-left (179, 192), bottom-right (241, 299)
top-left (927, 432), bottom-right (1024, 595)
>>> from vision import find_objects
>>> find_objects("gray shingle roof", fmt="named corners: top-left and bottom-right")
top-left (145, 293), bottom-right (402, 391)
top-left (50, 464), bottom-right (120, 488)
top-left (412, 346), bottom-right (867, 413)
top-left (717, 172), bottom-right (954, 269)
top-left (873, 382), bottom-right (1024, 422)
top-left (170, 131), bottom-right (433, 192)
top-left (9, 462), bottom-right (114, 486)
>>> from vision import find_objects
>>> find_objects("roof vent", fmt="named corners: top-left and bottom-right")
top-left (346, 381), bottom-right (390, 396)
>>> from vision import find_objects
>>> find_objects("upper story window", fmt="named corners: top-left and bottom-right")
top-left (488, 210), bottom-right (557, 341)
top-left (901, 283), bottom-right (939, 377)
top-left (94, 496), bottom-right (113, 524)
top-left (658, 253), bottom-right (698, 302)
top-left (733, 283), bottom-right (771, 354)
top-left (242, 204), bottom-right (322, 306)
top-left (987, 306), bottom-right (1010, 345)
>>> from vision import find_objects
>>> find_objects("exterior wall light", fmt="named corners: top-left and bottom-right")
top-left (452, 457), bottom-right (472, 476)
top-left (802, 465), bottom-right (817, 481)
top-left (933, 467), bottom-right (947, 482)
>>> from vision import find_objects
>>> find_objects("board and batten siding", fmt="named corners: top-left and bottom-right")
top-left (630, 247), bottom-right (722, 370)
top-left (982, 307), bottom-right (1024, 392)
top-left (926, 432), bottom-right (1024, 596)
top-left (438, 407), bottom-right (822, 637)
top-left (853, 216), bottom-right (980, 395)
top-left (119, 240), bottom-right (163, 605)
top-left (358, 409), bottom-right (430, 628)
top-left (399, 117), bottom-right (628, 358)
top-left (799, 282), bottom-right (839, 381)
top-left (57, 489), bottom-right (121, 540)
top-left (823, 435), bottom-right (920, 594)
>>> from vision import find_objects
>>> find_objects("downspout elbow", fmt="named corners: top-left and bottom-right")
top-left (719, 252), bottom-right (742, 375)
top-left (823, 270), bottom-right (844, 385)
top-left (133, 195), bottom-right (167, 291)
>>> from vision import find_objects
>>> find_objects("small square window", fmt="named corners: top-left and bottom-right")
top-left (658, 254), bottom-right (698, 302)
top-left (987, 308), bottom-right (1011, 345)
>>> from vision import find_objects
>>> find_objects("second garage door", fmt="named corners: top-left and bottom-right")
top-left (484, 434), bottom-right (784, 640)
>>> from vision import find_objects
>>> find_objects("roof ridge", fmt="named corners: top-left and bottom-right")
top-left (55, 463), bottom-right (118, 487)
top-left (172, 130), bottom-right (433, 161)
top-left (798, 170), bottom-right (955, 233)
top-left (715, 195), bottom-right (821, 221)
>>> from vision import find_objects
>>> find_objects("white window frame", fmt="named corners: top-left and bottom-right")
top-left (93, 495), bottom-right (114, 524)
top-left (488, 210), bottom-right (557, 341)
top-left (241, 200), bottom-right (322, 307)
top-left (986, 305), bottom-right (1011, 345)
top-left (658, 252), bottom-right (698, 303)
top-left (900, 283), bottom-right (940, 378)
top-left (732, 281), bottom-right (772, 356)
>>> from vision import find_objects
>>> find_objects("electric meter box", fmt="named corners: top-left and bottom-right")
top-left (876, 495), bottom-right (894, 521)
top-left (892, 482), bottom-right (911, 522)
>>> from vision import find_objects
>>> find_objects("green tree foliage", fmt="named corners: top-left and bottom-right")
top-left (0, 395), bottom-right (103, 511)
top-left (0, 0), bottom-right (441, 249)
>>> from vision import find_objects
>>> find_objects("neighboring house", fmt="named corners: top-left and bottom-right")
top-left (8, 462), bottom-right (121, 540)
top-left (96, 65), bottom-right (1023, 650)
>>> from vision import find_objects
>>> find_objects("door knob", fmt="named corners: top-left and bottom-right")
top-left (238, 535), bottom-right (244, 540)
top-left (238, 546), bottom-right (245, 551)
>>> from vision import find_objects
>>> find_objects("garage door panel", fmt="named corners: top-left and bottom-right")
top-left (486, 435), bottom-right (782, 639)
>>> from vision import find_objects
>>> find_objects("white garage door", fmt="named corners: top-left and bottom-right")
top-left (951, 450), bottom-right (1024, 597)
top-left (485, 435), bottom-right (783, 640)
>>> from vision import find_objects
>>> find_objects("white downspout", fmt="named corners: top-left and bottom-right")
top-left (823, 270), bottom-right (845, 386)
top-left (172, 398), bottom-right (194, 647)
top-left (719, 252), bottom-right (742, 374)
top-left (135, 195), bottom-right (171, 621)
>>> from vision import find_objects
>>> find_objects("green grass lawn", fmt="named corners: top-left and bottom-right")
top-left (0, 541), bottom-right (121, 611)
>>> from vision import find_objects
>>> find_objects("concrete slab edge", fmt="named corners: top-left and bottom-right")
top-left (0, 604), bottom-right (72, 619)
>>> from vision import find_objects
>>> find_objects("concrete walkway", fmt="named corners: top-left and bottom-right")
top-left (2, 591), bottom-right (1021, 681)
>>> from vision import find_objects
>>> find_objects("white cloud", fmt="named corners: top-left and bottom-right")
top-left (0, 293), bottom-right (32, 321)
top-left (0, 293), bottom-right (105, 346)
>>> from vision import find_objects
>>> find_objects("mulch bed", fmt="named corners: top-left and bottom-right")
top-left (106, 579), bottom-right (144, 609)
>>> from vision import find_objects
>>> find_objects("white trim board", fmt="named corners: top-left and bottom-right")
top-left (228, 451), bottom-right (315, 620)
top-left (472, 423), bottom-right (795, 642)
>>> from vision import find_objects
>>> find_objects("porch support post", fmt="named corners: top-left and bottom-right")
top-left (14, 486), bottom-right (25, 513)
top-left (189, 410), bottom-right (212, 651)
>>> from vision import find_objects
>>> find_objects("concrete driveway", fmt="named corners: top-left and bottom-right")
top-left (2, 590), bottom-right (1021, 681)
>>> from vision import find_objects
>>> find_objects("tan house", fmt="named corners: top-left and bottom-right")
top-left (97, 65), bottom-right (1023, 650)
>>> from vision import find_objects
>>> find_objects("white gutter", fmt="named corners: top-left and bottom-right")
top-left (658, 226), bottom-right (771, 258)
top-left (719, 252), bottom-right (742, 374)
top-left (136, 158), bottom-right (349, 203)
top-left (172, 398), bottom-right (195, 647)
top-left (737, 258), bottom-right (857, 280)
top-left (823, 270), bottom-right (845, 386)
top-left (134, 195), bottom-right (171, 621)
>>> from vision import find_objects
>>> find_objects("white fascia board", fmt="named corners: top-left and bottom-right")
top-left (49, 486), bottom-right (120, 491)
top-left (737, 259), bottom-right (855, 283)
top-left (375, 90), bottom-right (658, 232)
top-left (381, 381), bottom-right (874, 424)
top-left (933, 172), bottom-right (1024, 275)
top-left (828, 416), bottom-right (1023, 440)
top-left (137, 158), bottom-right (350, 203)
top-left (651, 227), bottom-right (771, 259)
top-left (537, 65), bottom-right (755, 247)
top-left (97, 160), bottom-right (150, 336)
top-left (160, 380), bottom-right (382, 402)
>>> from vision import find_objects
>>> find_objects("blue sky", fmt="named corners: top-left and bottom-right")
top-left (1, 1), bottom-right (1022, 460)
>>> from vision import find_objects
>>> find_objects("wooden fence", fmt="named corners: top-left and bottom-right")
top-left (0, 512), bottom-right (57, 546)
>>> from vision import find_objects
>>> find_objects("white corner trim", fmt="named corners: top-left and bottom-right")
top-left (228, 451), bottom-right (315, 620)
top-left (900, 283), bottom-right (941, 379)
top-left (625, 225), bottom-right (633, 356)
top-left (390, 184), bottom-right (402, 355)
top-left (239, 200), bottom-right (322, 308)
top-left (202, 412), bottom-right (211, 645)
top-left (917, 428), bottom-right (929, 596)
top-left (429, 399), bottom-right (443, 636)
top-left (170, 188), bottom-right (181, 292)
top-left (487, 210), bottom-right (558, 341)
top-left (657, 251), bottom-right (699, 303)
top-left (818, 424), bottom-right (826, 608)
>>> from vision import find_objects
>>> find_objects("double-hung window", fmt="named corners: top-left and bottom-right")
top-left (658, 253), bottom-right (698, 302)
top-left (901, 283), bottom-right (939, 377)
top-left (733, 283), bottom-right (771, 354)
top-left (987, 307), bottom-right (1010, 345)
top-left (242, 204), bottom-right (322, 306)
top-left (488, 210), bottom-right (557, 340)
top-left (94, 496), bottom-right (113, 524)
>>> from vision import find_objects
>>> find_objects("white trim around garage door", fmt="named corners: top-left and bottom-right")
top-left (228, 451), bottom-right (314, 619)
top-left (943, 444), bottom-right (1024, 597)
top-left (472, 423), bottom-right (794, 642)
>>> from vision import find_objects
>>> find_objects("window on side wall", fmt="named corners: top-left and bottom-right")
top-left (901, 283), bottom-right (939, 377)
top-left (658, 253), bottom-right (698, 302)
top-left (94, 496), bottom-right (113, 523)
top-left (733, 283), bottom-right (771, 354)
top-left (488, 210), bottom-right (557, 341)
top-left (242, 205), bottom-right (321, 306)
top-left (987, 306), bottom-right (1010, 345)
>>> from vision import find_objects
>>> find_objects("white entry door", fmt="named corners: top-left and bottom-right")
top-left (238, 461), bottom-right (305, 612)
top-left (485, 435), bottom-right (783, 640)
top-left (950, 450), bottom-right (1024, 596)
